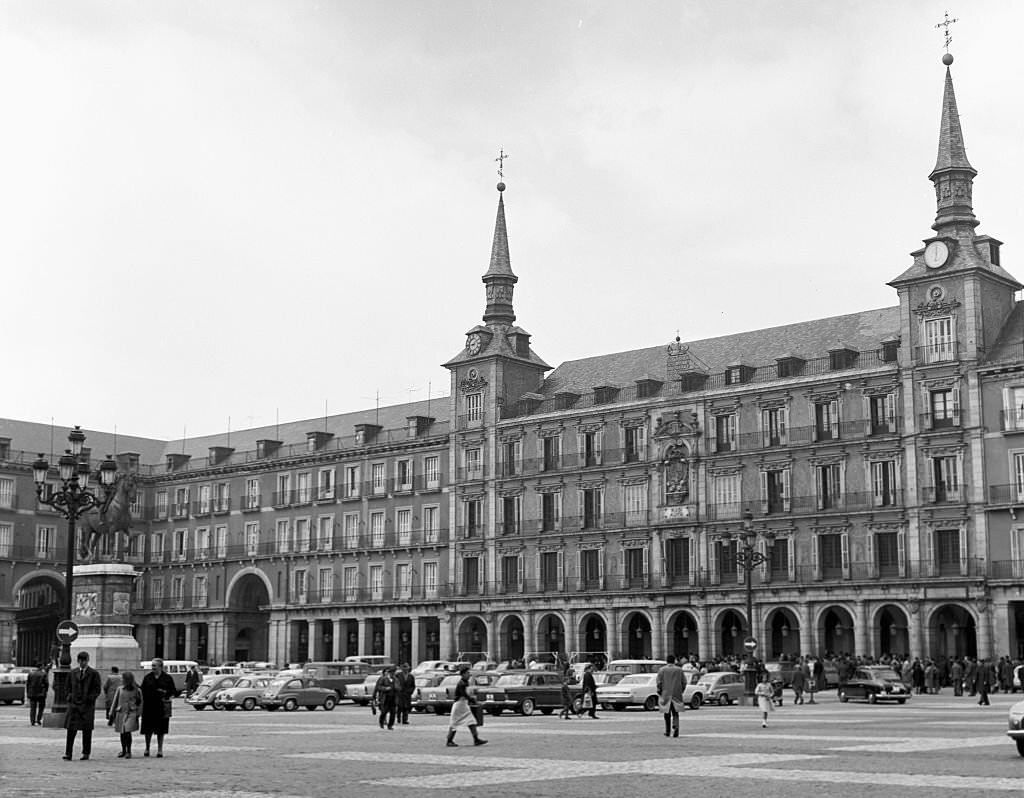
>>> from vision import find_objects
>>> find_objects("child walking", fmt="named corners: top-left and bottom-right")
top-left (754, 672), bottom-right (775, 728)
top-left (110, 670), bottom-right (143, 758)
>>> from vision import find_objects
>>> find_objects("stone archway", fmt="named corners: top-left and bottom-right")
top-left (667, 610), bottom-right (698, 660)
top-left (456, 616), bottom-right (488, 661)
top-left (929, 603), bottom-right (977, 660)
top-left (500, 615), bottom-right (525, 663)
top-left (226, 570), bottom-right (271, 662)
top-left (819, 605), bottom-right (855, 656)
top-left (623, 611), bottom-right (652, 659)
top-left (535, 613), bottom-right (566, 662)
top-left (875, 605), bottom-right (910, 658)
top-left (718, 609), bottom-right (745, 657)
top-left (577, 613), bottom-right (607, 665)
top-left (765, 607), bottom-right (800, 660)
top-left (13, 572), bottom-right (64, 666)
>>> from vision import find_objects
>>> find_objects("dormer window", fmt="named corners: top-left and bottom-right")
top-left (724, 365), bottom-right (751, 386)
top-left (679, 372), bottom-right (708, 392)
top-left (635, 379), bottom-right (663, 399)
top-left (776, 356), bottom-right (805, 379)
top-left (256, 439), bottom-right (282, 459)
top-left (554, 392), bottom-right (579, 410)
top-left (593, 386), bottom-right (619, 405)
top-left (829, 348), bottom-right (858, 370)
top-left (353, 424), bottom-right (381, 446)
top-left (166, 453), bottom-right (191, 472)
top-left (208, 446), bottom-right (234, 465)
top-left (306, 432), bottom-right (333, 452)
top-left (881, 339), bottom-right (900, 363)
top-left (0, 438), bottom-right (9, 460)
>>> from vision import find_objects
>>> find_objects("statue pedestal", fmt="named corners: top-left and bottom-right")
top-left (68, 563), bottom-right (141, 676)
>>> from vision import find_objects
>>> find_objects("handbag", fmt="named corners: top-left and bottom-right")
top-left (581, 693), bottom-right (593, 710)
top-left (471, 704), bottom-right (484, 727)
top-left (162, 698), bottom-right (173, 719)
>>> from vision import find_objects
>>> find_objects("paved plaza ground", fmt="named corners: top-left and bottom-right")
top-left (2, 691), bottom-right (1023, 798)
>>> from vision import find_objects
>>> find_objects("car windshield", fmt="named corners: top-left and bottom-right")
top-left (619, 674), bottom-right (655, 685)
top-left (870, 669), bottom-right (901, 681)
top-left (266, 678), bottom-right (289, 690)
top-left (496, 674), bottom-right (528, 686)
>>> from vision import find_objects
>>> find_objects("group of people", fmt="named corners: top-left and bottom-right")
top-left (370, 663), bottom-right (416, 730)
top-left (24, 653), bottom-right (180, 761)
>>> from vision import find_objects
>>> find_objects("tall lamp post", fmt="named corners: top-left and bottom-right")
top-left (31, 427), bottom-right (118, 718)
top-left (737, 508), bottom-right (767, 699)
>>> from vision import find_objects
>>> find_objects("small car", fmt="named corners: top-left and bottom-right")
top-left (480, 670), bottom-right (582, 716)
top-left (838, 666), bottom-right (911, 704)
top-left (259, 676), bottom-right (338, 711)
top-left (411, 671), bottom-right (454, 713)
top-left (212, 676), bottom-right (273, 711)
top-left (1007, 696), bottom-right (1024, 756)
top-left (186, 674), bottom-right (242, 710)
top-left (682, 671), bottom-right (745, 707)
top-left (596, 673), bottom-right (661, 711)
top-left (0, 665), bottom-right (27, 705)
top-left (345, 672), bottom-right (383, 706)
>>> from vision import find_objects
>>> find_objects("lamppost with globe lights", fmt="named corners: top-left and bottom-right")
top-left (31, 426), bottom-right (119, 718)
top-left (736, 508), bottom-right (769, 699)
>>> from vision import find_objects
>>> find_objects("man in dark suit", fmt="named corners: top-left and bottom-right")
top-left (25, 661), bottom-right (49, 726)
top-left (582, 664), bottom-right (599, 719)
top-left (64, 651), bottom-right (102, 760)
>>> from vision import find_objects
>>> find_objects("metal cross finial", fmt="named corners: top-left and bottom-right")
top-left (495, 147), bottom-right (509, 180)
top-left (935, 10), bottom-right (958, 52)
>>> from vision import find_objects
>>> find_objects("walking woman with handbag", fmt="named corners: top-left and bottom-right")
top-left (109, 671), bottom-right (143, 758)
top-left (445, 667), bottom-right (487, 748)
top-left (140, 658), bottom-right (179, 758)
top-left (581, 664), bottom-right (599, 719)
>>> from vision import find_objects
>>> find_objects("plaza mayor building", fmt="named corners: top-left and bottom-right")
top-left (2, 55), bottom-right (1024, 669)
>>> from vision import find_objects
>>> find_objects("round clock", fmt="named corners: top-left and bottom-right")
top-left (467, 333), bottom-right (482, 355)
top-left (924, 240), bottom-right (949, 269)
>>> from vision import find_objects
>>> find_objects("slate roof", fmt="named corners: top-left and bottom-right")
top-left (983, 300), bottom-right (1024, 365)
top-left (537, 306), bottom-right (901, 397)
top-left (0, 420), bottom-right (166, 465)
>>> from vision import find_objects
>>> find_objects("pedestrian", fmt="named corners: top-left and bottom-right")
top-left (656, 655), bottom-right (685, 738)
top-left (558, 672), bottom-right (576, 720)
top-left (965, 658), bottom-right (978, 696)
top-left (755, 672), bottom-right (775, 728)
top-left (790, 664), bottom-right (806, 705)
top-left (26, 661), bottom-right (48, 726)
top-left (63, 651), bottom-right (102, 761)
top-left (140, 658), bottom-right (178, 758)
top-left (581, 663), bottom-right (599, 719)
top-left (977, 659), bottom-right (991, 706)
top-left (395, 663), bottom-right (415, 725)
top-left (374, 665), bottom-right (398, 730)
top-left (950, 658), bottom-right (964, 697)
top-left (102, 666), bottom-right (122, 721)
top-left (184, 664), bottom-right (201, 698)
top-left (109, 670), bottom-right (142, 758)
top-left (445, 666), bottom-right (486, 747)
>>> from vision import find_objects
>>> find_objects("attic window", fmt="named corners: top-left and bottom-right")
top-left (593, 386), bottom-right (619, 405)
top-left (165, 453), bottom-right (191, 472)
top-left (724, 365), bottom-right (750, 386)
top-left (776, 357), bottom-right (805, 379)
top-left (881, 341), bottom-right (900, 363)
top-left (554, 392), bottom-right (579, 410)
top-left (679, 371), bottom-right (708, 392)
top-left (256, 439), bottom-right (282, 459)
top-left (829, 349), bottom-right (858, 370)
top-left (0, 438), bottom-right (9, 460)
top-left (635, 379), bottom-right (663, 399)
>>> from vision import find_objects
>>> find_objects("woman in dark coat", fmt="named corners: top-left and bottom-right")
top-left (140, 658), bottom-right (178, 758)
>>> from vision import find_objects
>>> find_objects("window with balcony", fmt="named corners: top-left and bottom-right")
top-left (923, 316), bottom-right (954, 363)
top-left (870, 394), bottom-right (897, 435)
top-left (542, 435), bottom-right (561, 471)
top-left (423, 561), bottom-right (438, 598)
top-left (581, 488), bottom-right (603, 529)
top-left (275, 474), bottom-right (291, 506)
top-left (424, 456), bottom-right (440, 488)
top-left (466, 392), bottom-right (482, 423)
top-left (213, 482), bottom-right (230, 512)
top-left (501, 555), bottom-right (520, 593)
top-left (344, 466), bottom-right (360, 498)
top-left (816, 464), bottom-right (843, 510)
top-left (541, 492), bottom-right (560, 532)
top-left (540, 551), bottom-right (561, 591)
top-left (871, 460), bottom-right (898, 506)
top-left (295, 472), bottom-right (312, 504)
top-left (501, 496), bottom-right (520, 535)
top-left (0, 523), bottom-right (11, 557)
top-left (462, 556), bottom-right (480, 595)
top-left (624, 425), bottom-right (645, 462)
top-left (0, 477), bottom-right (14, 509)
top-left (369, 565), bottom-right (383, 600)
top-left (156, 490), bottom-right (169, 519)
top-left (198, 485), bottom-right (211, 514)
top-left (713, 473), bottom-right (741, 520)
top-left (193, 575), bottom-right (208, 608)
top-left (151, 532), bottom-right (165, 562)
top-left (423, 505), bottom-right (439, 543)
top-left (579, 429), bottom-right (603, 467)
top-left (464, 448), bottom-right (482, 481)
top-left (624, 483), bottom-right (647, 526)
top-left (244, 478), bottom-right (260, 510)
top-left (173, 487), bottom-right (189, 518)
top-left (875, 531), bottom-right (900, 576)
top-left (464, 500), bottom-right (481, 538)
top-left (319, 567), bottom-right (334, 602)
top-left (172, 576), bottom-right (185, 607)
top-left (580, 548), bottom-right (602, 589)
top-left (245, 522), bottom-right (260, 556)
top-left (929, 389), bottom-right (959, 429)
top-left (371, 463), bottom-right (386, 494)
top-left (342, 567), bottom-right (359, 601)
top-left (760, 468), bottom-right (790, 514)
top-left (664, 537), bottom-right (689, 583)
top-left (624, 547), bottom-right (646, 588)
top-left (396, 508), bottom-right (412, 545)
top-left (173, 528), bottom-right (189, 560)
top-left (396, 460), bottom-right (412, 491)
top-left (343, 513), bottom-right (360, 548)
top-left (294, 518), bottom-right (311, 551)
top-left (717, 539), bottom-right (737, 580)
top-left (35, 525), bottom-right (55, 558)
top-left (769, 538), bottom-right (789, 580)
top-left (318, 468), bottom-right (335, 500)
top-left (194, 527), bottom-right (210, 560)
top-left (931, 455), bottom-right (960, 503)
top-left (814, 399), bottom-right (840, 441)
top-left (502, 440), bottom-right (521, 476)
top-left (1003, 386), bottom-right (1024, 431)
top-left (714, 414), bottom-right (736, 453)
top-left (935, 528), bottom-right (962, 575)
top-left (761, 407), bottom-right (787, 447)
top-left (151, 577), bottom-right (164, 603)
top-left (395, 563), bottom-right (411, 598)
top-left (276, 519), bottom-right (290, 553)
top-left (818, 533), bottom-right (845, 578)
top-left (370, 512), bottom-right (385, 546)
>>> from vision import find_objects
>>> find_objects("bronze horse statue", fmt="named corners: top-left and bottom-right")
top-left (79, 472), bottom-right (139, 563)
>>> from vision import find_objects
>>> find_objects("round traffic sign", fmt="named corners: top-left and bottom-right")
top-left (743, 636), bottom-right (757, 651)
top-left (56, 620), bottom-right (79, 644)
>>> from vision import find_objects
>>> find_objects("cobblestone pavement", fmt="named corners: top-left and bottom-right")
top-left (2, 691), bottom-right (1022, 798)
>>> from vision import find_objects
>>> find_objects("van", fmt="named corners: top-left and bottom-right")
top-left (139, 660), bottom-right (200, 692)
top-left (605, 659), bottom-right (667, 675)
top-left (300, 661), bottom-right (376, 699)
top-left (343, 655), bottom-right (393, 669)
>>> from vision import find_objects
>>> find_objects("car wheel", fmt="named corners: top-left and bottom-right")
top-left (643, 695), bottom-right (659, 712)
top-left (868, 692), bottom-right (877, 705)
top-left (487, 708), bottom-right (502, 717)
top-left (572, 697), bottom-right (584, 714)
top-left (1016, 738), bottom-right (1024, 757)
top-left (720, 694), bottom-right (732, 706)
top-left (213, 700), bottom-right (225, 711)
top-left (283, 698), bottom-right (298, 712)
top-left (520, 698), bottom-right (535, 716)
top-left (689, 694), bottom-right (702, 710)
top-left (838, 691), bottom-right (849, 703)
top-left (242, 698), bottom-right (256, 711)
top-left (323, 696), bottom-right (337, 711)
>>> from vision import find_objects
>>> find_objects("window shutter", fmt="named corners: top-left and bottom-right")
top-left (557, 551), bottom-right (565, 591)
top-left (959, 525), bottom-right (968, 575)
top-left (576, 431), bottom-right (584, 468)
top-left (811, 532), bottom-right (820, 580)
top-left (886, 393), bottom-right (897, 427)
top-left (780, 408), bottom-right (788, 444)
top-left (710, 419), bottom-right (719, 454)
top-left (709, 539), bottom-right (720, 584)
top-left (595, 429), bottom-right (604, 465)
top-left (760, 410), bottom-right (769, 448)
top-left (952, 387), bottom-right (961, 424)
top-left (538, 437), bottom-right (546, 472)
top-left (841, 532), bottom-right (850, 579)
top-left (866, 532), bottom-right (876, 578)
top-left (598, 548), bottom-right (605, 590)
top-left (758, 538), bottom-right (769, 579)
top-left (576, 550), bottom-right (583, 590)
top-left (576, 490), bottom-right (584, 531)
top-left (787, 537), bottom-right (795, 581)
top-left (897, 527), bottom-right (906, 576)
top-left (759, 471), bottom-right (769, 514)
top-left (782, 470), bottom-right (791, 512)
top-left (596, 489), bottom-right (604, 529)
top-left (689, 536), bottom-right (698, 585)
top-left (923, 528), bottom-right (934, 577)
top-left (816, 466), bottom-right (825, 510)
top-left (554, 491), bottom-right (562, 531)
top-left (830, 399), bottom-right (840, 439)
top-left (638, 425), bottom-right (647, 460)
top-left (478, 555), bottom-right (486, 594)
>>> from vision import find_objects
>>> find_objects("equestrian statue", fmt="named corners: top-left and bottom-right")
top-left (78, 472), bottom-right (139, 563)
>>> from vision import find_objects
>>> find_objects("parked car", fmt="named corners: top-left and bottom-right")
top-left (417, 672), bottom-right (501, 715)
top-left (838, 667), bottom-right (911, 704)
top-left (596, 673), bottom-right (661, 711)
top-left (1007, 696), bottom-right (1024, 756)
top-left (296, 661), bottom-right (378, 700)
top-left (764, 661), bottom-right (798, 687)
top-left (0, 665), bottom-right (28, 705)
top-left (683, 671), bottom-right (745, 707)
top-left (345, 672), bottom-right (383, 706)
top-left (186, 674), bottom-right (242, 710)
top-left (604, 659), bottom-right (667, 675)
top-left (412, 660), bottom-right (459, 675)
top-left (480, 670), bottom-right (582, 716)
top-left (259, 676), bottom-right (338, 711)
top-left (212, 676), bottom-right (273, 711)
top-left (411, 671), bottom-right (455, 713)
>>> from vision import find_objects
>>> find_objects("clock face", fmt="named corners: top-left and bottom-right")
top-left (467, 334), bottom-right (481, 355)
top-left (924, 240), bottom-right (949, 269)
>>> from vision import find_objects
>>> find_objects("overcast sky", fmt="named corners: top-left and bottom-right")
top-left (3, 1), bottom-right (1022, 441)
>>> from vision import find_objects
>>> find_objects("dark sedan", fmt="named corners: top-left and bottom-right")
top-left (838, 666), bottom-right (911, 704)
top-left (480, 670), bottom-right (582, 716)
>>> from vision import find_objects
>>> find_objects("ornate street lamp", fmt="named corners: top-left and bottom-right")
top-left (32, 427), bottom-right (119, 720)
top-left (737, 509), bottom-right (768, 699)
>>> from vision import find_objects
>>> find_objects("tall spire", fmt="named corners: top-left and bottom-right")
top-left (482, 180), bottom-right (517, 325)
top-left (929, 54), bottom-right (978, 231)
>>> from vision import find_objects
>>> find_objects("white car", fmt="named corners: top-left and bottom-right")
top-left (682, 671), bottom-right (745, 707)
top-left (1007, 697), bottom-right (1024, 756)
top-left (595, 673), bottom-right (660, 711)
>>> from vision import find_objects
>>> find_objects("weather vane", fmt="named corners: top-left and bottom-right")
top-left (495, 147), bottom-right (509, 181)
top-left (935, 10), bottom-right (957, 53)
